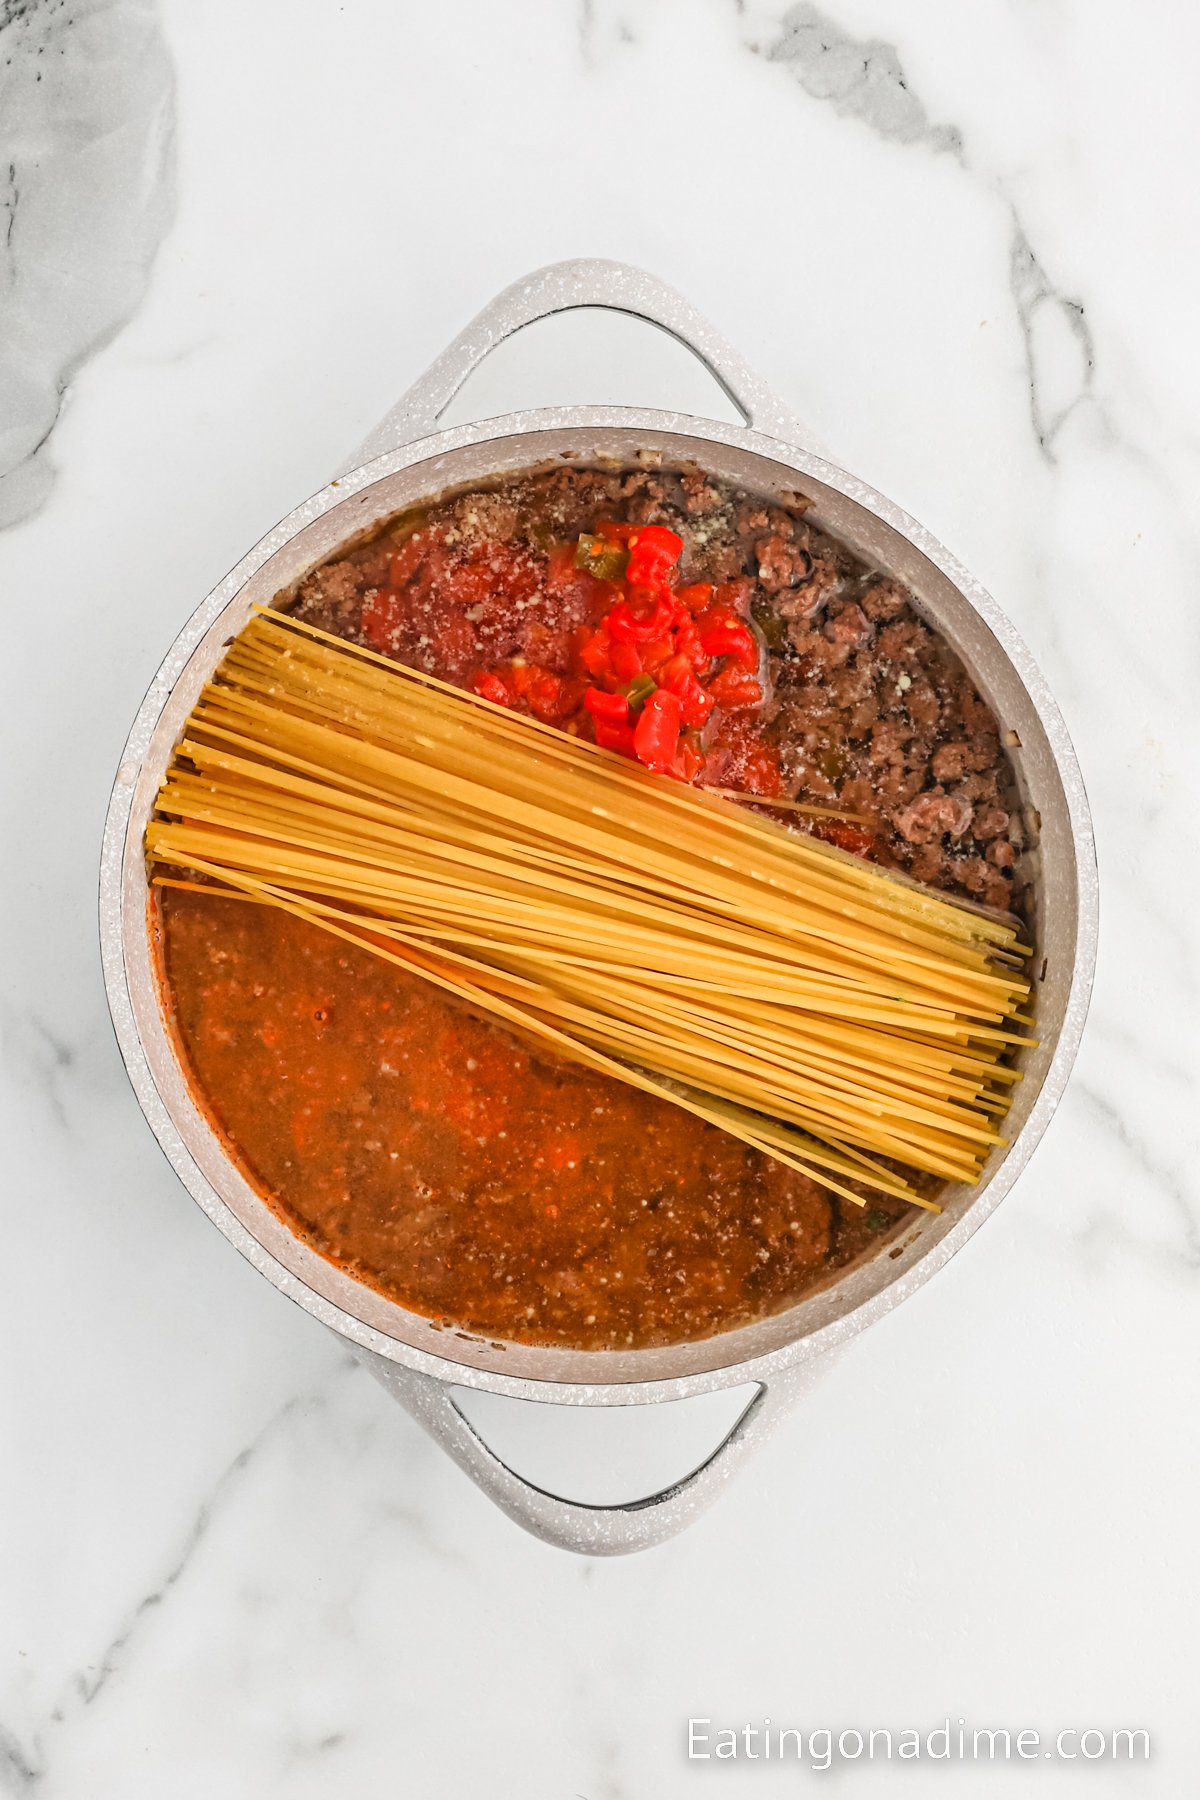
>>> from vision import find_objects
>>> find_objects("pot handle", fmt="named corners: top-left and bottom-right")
top-left (352, 1347), bottom-right (822, 1556)
top-left (343, 257), bottom-right (815, 470)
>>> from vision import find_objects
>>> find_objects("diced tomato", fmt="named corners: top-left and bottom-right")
top-left (604, 608), bottom-right (644, 651)
top-left (523, 619), bottom-right (562, 667)
top-left (631, 524), bottom-right (683, 557)
top-left (364, 528), bottom-right (545, 680)
top-left (546, 532), bottom-right (764, 779)
top-left (592, 519), bottom-right (638, 546)
top-left (811, 820), bottom-right (877, 858)
top-left (625, 524), bottom-right (683, 587)
top-left (607, 594), bottom-right (679, 643)
top-left (694, 604), bottom-right (733, 636)
top-left (584, 687), bottom-right (631, 724)
top-left (659, 655), bottom-right (715, 728)
top-left (673, 617), bottom-right (710, 673)
top-left (683, 687), bottom-right (714, 729)
top-left (609, 639), bottom-right (643, 682)
top-left (639, 636), bottom-right (675, 675)
top-left (361, 588), bottom-right (403, 650)
top-left (545, 542), bottom-right (618, 618)
top-left (707, 731), bottom-right (783, 797)
top-left (714, 578), bottom-right (753, 615)
top-left (568, 622), bottom-right (596, 675)
top-left (473, 661), bottom-right (586, 725)
top-left (672, 737), bottom-right (705, 782)
top-left (387, 538), bottom-right (426, 591)
top-left (592, 716), bottom-right (638, 757)
top-left (698, 615), bottom-right (758, 669)
top-left (741, 738), bottom-right (788, 795)
top-left (658, 653), bottom-right (691, 692)
top-left (558, 676), bottom-right (589, 719)
top-left (471, 670), bottom-right (513, 707)
top-left (579, 625), bottom-right (615, 680)
top-left (707, 668), bottom-right (763, 710)
top-left (675, 582), bottom-right (714, 616)
top-left (528, 672), bottom-right (569, 722)
top-left (633, 689), bottom-right (683, 774)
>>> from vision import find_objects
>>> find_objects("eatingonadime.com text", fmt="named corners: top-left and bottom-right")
top-left (686, 1719), bottom-right (1151, 1770)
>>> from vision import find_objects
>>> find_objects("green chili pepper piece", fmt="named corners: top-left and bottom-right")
top-left (751, 595), bottom-right (790, 651)
top-left (575, 534), bottom-right (629, 583)
top-left (626, 673), bottom-right (662, 705)
top-left (623, 673), bottom-right (658, 711)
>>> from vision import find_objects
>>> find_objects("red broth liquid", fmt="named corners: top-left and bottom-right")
top-left (156, 888), bottom-right (868, 1348)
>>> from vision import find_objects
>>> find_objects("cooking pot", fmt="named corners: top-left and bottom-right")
top-left (100, 260), bottom-right (1097, 1554)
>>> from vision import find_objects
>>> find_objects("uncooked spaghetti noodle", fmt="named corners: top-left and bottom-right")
top-left (147, 607), bottom-right (1034, 1208)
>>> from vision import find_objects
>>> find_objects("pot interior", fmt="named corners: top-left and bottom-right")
top-left (109, 423), bottom-right (1087, 1395)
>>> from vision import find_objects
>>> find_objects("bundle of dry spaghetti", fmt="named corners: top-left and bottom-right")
top-left (147, 607), bottom-right (1035, 1209)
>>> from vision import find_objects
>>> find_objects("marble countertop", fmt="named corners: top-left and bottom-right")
top-left (2, 0), bottom-right (1198, 1793)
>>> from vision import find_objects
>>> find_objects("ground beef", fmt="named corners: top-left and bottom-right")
top-left (756, 533), bottom-right (814, 593)
top-left (824, 601), bottom-right (872, 650)
top-left (289, 558), bottom-right (364, 636)
top-left (861, 577), bottom-right (909, 622)
top-left (895, 790), bottom-right (975, 845)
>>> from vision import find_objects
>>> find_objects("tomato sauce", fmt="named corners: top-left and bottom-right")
top-left (156, 889), bottom-right (879, 1348)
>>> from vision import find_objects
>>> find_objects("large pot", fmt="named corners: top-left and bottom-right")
top-left (100, 260), bottom-right (1098, 1554)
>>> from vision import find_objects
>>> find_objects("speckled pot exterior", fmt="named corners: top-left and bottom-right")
top-left (99, 261), bottom-right (1098, 1553)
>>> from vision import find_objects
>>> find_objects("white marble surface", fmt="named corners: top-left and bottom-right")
top-left (2, 0), bottom-right (1198, 1792)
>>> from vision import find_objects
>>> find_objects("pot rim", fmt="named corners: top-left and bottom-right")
top-left (100, 403), bottom-right (1098, 1406)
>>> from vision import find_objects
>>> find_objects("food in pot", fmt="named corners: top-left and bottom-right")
top-left (152, 465), bottom-right (1031, 1350)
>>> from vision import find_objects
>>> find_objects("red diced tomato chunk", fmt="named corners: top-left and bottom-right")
top-left (633, 689), bottom-right (682, 774)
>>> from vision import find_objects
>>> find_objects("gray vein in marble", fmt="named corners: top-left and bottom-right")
top-left (0, 0), bottom-right (176, 529)
top-left (577, 0), bottom-right (632, 68)
top-left (21, 1017), bottom-right (74, 1133)
top-left (0, 1002), bottom-right (122, 1136)
top-left (2, 164), bottom-right (16, 256)
top-left (756, 2), bottom-right (963, 155)
top-left (377, 1493), bottom-right (473, 1571)
top-left (75, 1387), bottom-right (329, 1710)
top-left (0, 1380), bottom-right (347, 1793)
top-left (75, 1449), bottom-right (254, 1709)
top-left (0, 1357), bottom-right (478, 1795)
top-left (0, 1722), bottom-right (38, 1794)
top-left (748, 3), bottom-right (1098, 469)
top-left (1009, 212), bottom-right (1095, 463)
